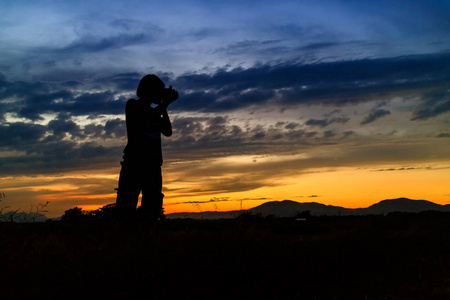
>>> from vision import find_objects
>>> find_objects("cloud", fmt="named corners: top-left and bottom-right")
top-left (162, 115), bottom-right (358, 168)
top-left (375, 167), bottom-right (418, 172)
top-left (0, 74), bottom-right (130, 121)
top-left (60, 33), bottom-right (146, 53)
top-left (0, 115), bottom-right (126, 176)
top-left (170, 52), bottom-right (450, 112)
top-left (2, 52), bottom-right (449, 122)
top-left (411, 88), bottom-right (450, 120)
top-left (104, 118), bottom-right (126, 138)
top-left (171, 197), bottom-right (232, 205)
top-left (38, 18), bottom-right (162, 55)
top-left (300, 42), bottom-right (339, 51)
top-left (215, 39), bottom-right (284, 56)
top-left (0, 122), bottom-right (47, 148)
top-left (0, 141), bottom-right (122, 176)
top-left (360, 109), bottom-right (391, 125)
top-left (306, 117), bottom-right (349, 127)
top-left (436, 132), bottom-right (450, 138)
top-left (305, 119), bottom-right (328, 127)
top-left (323, 130), bottom-right (337, 138)
top-left (47, 113), bottom-right (82, 138)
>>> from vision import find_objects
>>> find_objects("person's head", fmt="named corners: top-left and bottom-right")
top-left (136, 74), bottom-right (165, 104)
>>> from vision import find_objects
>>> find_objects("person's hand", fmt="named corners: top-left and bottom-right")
top-left (163, 85), bottom-right (178, 105)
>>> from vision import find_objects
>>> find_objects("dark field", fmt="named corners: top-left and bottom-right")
top-left (2, 212), bottom-right (450, 299)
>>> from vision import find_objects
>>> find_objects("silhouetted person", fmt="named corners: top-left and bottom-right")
top-left (116, 74), bottom-right (178, 222)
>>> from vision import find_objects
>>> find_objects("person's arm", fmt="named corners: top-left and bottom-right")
top-left (150, 101), bottom-right (169, 117)
top-left (160, 109), bottom-right (172, 137)
top-left (154, 86), bottom-right (177, 136)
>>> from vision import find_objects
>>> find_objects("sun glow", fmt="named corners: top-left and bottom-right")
top-left (162, 162), bottom-right (450, 214)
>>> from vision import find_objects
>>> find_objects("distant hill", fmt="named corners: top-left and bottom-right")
top-left (166, 198), bottom-right (450, 219)
top-left (249, 200), bottom-right (352, 217)
top-left (365, 198), bottom-right (450, 215)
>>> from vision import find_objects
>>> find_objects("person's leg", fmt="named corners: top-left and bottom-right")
top-left (140, 166), bottom-right (163, 222)
top-left (116, 161), bottom-right (142, 219)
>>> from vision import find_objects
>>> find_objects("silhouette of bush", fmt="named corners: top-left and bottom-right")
top-left (89, 203), bottom-right (117, 220)
top-left (61, 206), bottom-right (84, 221)
top-left (61, 204), bottom-right (118, 221)
top-left (61, 203), bottom-right (169, 222)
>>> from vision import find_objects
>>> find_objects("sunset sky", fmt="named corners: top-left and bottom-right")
top-left (1, 0), bottom-right (449, 217)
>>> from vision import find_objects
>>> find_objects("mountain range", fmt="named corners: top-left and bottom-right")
top-left (2, 198), bottom-right (448, 222)
top-left (166, 198), bottom-right (450, 219)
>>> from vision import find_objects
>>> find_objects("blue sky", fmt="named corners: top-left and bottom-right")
top-left (2, 0), bottom-right (449, 80)
top-left (0, 0), bottom-right (449, 216)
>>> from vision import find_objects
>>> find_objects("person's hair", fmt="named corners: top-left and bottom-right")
top-left (136, 74), bottom-right (165, 99)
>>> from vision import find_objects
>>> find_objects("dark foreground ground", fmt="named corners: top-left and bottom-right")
top-left (1, 212), bottom-right (450, 300)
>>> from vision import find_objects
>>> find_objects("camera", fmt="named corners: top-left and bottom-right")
top-left (162, 85), bottom-right (178, 102)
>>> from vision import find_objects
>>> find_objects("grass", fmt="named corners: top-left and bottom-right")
top-left (1, 212), bottom-right (450, 299)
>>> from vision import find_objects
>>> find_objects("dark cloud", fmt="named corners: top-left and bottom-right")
top-left (2, 52), bottom-right (449, 122)
top-left (0, 139), bottom-right (122, 176)
top-left (66, 91), bottom-right (126, 116)
top-left (93, 72), bottom-right (141, 91)
top-left (284, 122), bottom-right (301, 130)
top-left (343, 131), bottom-right (355, 138)
top-left (171, 117), bottom-right (205, 136)
top-left (47, 113), bottom-right (82, 138)
top-left (0, 122), bottom-right (47, 148)
top-left (83, 124), bottom-right (105, 138)
top-left (171, 52), bottom-right (450, 112)
top-left (0, 114), bottom-right (127, 176)
top-left (0, 75), bottom-right (127, 121)
top-left (360, 109), bottom-right (391, 125)
top-left (323, 130), bottom-right (337, 138)
top-left (375, 167), bottom-right (418, 172)
top-left (171, 197), bottom-right (232, 205)
top-left (104, 118), bottom-right (126, 138)
top-left (436, 132), bottom-right (450, 138)
top-left (300, 42), bottom-right (338, 51)
top-left (411, 88), bottom-right (450, 120)
top-left (306, 119), bottom-right (328, 127)
top-left (17, 89), bottom-right (74, 121)
top-left (306, 117), bottom-right (349, 127)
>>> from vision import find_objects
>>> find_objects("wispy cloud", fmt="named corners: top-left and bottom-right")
top-left (360, 109), bottom-right (391, 125)
top-left (411, 89), bottom-right (450, 120)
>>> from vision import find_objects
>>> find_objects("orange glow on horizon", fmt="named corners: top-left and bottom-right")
top-left (1, 162), bottom-right (449, 218)
top-left (162, 163), bottom-right (450, 213)
top-left (79, 204), bottom-right (107, 212)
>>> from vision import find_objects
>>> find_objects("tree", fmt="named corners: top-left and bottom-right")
top-left (62, 206), bottom-right (84, 221)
